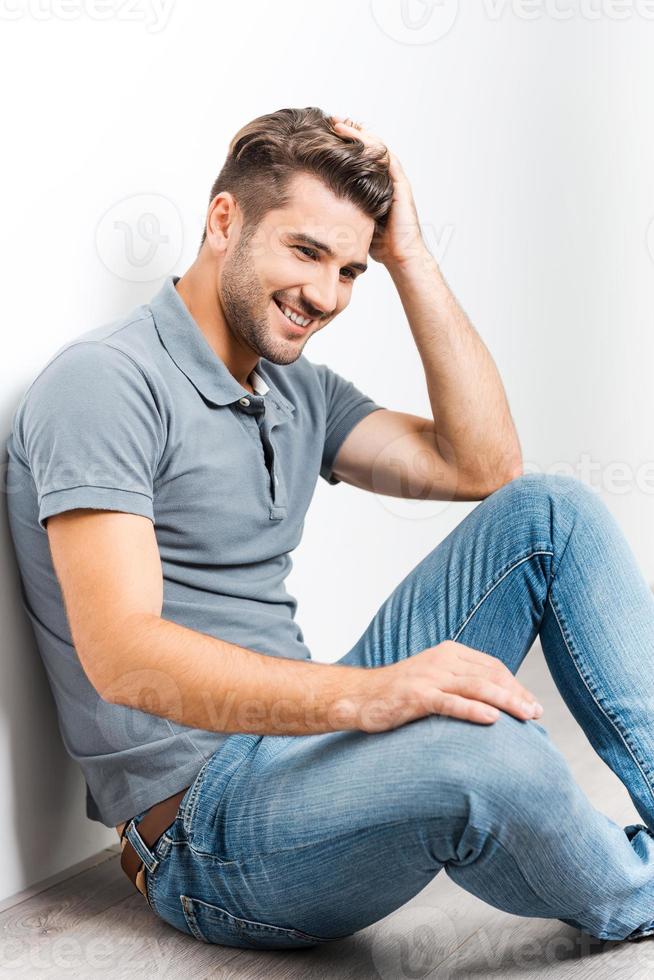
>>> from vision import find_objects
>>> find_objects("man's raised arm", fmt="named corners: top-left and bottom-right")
top-left (331, 117), bottom-right (523, 494)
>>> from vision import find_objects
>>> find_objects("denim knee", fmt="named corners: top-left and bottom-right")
top-left (346, 712), bottom-right (581, 874)
top-left (491, 473), bottom-right (598, 511)
top-left (414, 711), bottom-right (576, 831)
top-left (486, 473), bottom-right (609, 545)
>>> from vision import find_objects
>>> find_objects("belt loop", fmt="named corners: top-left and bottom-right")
top-left (124, 818), bottom-right (159, 874)
top-left (119, 787), bottom-right (188, 898)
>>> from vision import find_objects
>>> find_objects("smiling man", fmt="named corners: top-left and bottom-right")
top-left (7, 107), bottom-right (654, 949)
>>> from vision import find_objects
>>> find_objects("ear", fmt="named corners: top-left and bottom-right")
top-left (204, 191), bottom-right (241, 256)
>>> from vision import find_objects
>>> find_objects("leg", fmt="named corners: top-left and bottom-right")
top-left (143, 474), bottom-right (654, 946)
top-left (144, 703), bottom-right (654, 947)
top-left (337, 473), bottom-right (654, 832)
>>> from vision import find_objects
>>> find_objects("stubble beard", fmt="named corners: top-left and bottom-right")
top-left (220, 233), bottom-right (309, 366)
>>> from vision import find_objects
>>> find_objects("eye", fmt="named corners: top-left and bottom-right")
top-left (294, 245), bottom-right (317, 259)
top-left (292, 244), bottom-right (356, 282)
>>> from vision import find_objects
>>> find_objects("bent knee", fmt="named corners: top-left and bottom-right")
top-left (493, 472), bottom-right (597, 508)
top-left (487, 472), bottom-right (608, 536)
top-left (415, 711), bottom-right (572, 811)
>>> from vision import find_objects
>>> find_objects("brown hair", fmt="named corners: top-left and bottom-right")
top-left (199, 106), bottom-right (393, 248)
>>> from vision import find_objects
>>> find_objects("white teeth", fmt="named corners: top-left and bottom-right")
top-left (279, 303), bottom-right (310, 327)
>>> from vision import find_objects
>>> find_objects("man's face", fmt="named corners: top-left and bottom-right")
top-left (219, 173), bottom-right (375, 365)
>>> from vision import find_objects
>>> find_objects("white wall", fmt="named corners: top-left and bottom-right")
top-left (2, 0), bottom-right (654, 901)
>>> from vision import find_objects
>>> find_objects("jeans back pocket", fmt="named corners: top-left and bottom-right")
top-left (180, 895), bottom-right (331, 949)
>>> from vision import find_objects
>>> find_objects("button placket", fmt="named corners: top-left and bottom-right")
top-left (233, 394), bottom-right (288, 518)
top-left (259, 416), bottom-right (287, 517)
top-left (260, 399), bottom-right (290, 519)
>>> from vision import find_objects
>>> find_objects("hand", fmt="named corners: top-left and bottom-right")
top-left (342, 640), bottom-right (544, 734)
top-left (330, 116), bottom-right (428, 269)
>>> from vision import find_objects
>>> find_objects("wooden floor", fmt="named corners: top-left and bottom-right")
top-left (2, 644), bottom-right (653, 979)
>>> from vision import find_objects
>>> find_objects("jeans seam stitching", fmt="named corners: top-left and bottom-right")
top-left (547, 592), bottom-right (654, 811)
top-left (180, 894), bottom-right (336, 945)
top-left (452, 550), bottom-right (554, 642)
top-left (186, 737), bottom-right (262, 840)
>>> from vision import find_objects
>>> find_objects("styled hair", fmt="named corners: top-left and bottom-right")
top-left (199, 106), bottom-right (393, 248)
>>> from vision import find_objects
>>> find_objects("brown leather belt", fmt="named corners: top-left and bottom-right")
top-left (119, 787), bottom-right (189, 897)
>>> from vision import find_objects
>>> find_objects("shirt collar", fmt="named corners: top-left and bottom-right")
top-left (250, 368), bottom-right (269, 396)
top-left (149, 276), bottom-right (293, 416)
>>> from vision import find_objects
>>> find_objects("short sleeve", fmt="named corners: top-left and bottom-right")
top-left (313, 362), bottom-right (385, 485)
top-left (15, 341), bottom-right (165, 530)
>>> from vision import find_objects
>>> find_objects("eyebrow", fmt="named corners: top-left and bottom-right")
top-left (289, 232), bottom-right (368, 274)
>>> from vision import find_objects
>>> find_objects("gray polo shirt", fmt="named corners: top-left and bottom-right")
top-left (5, 276), bottom-right (384, 827)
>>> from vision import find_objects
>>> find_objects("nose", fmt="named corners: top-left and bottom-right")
top-left (301, 268), bottom-right (340, 319)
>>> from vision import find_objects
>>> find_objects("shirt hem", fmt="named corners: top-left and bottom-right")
top-left (87, 755), bottom-right (218, 828)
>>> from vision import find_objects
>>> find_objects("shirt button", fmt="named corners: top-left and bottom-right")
top-left (239, 397), bottom-right (250, 407)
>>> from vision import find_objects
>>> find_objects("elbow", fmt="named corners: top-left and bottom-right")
top-left (484, 456), bottom-right (524, 496)
top-left (500, 454), bottom-right (524, 485)
top-left (463, 454), bottom-right (524, 500)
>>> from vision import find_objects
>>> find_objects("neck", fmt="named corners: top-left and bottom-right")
top-left (174, 255), bottom-right (258, 391)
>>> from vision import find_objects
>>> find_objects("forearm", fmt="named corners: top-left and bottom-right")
top-left (99, 613), bottom-right (371, 736)
top-left (388, 249), bottom-right (522, 488)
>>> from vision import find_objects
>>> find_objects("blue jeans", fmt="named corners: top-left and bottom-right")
top-left (125, 475), bottom-right (654, 949)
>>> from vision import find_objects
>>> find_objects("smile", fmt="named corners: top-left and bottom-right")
top-left (273, 297), bottom-right (313, 329)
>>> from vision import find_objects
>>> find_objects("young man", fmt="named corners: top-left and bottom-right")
top-left (6, 107), bottom-right (654, 949)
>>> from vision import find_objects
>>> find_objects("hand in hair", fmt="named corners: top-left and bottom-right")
top-left (331, 117), bottom-right (427, 269)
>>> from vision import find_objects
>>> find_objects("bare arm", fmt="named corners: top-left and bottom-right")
top-left (387, 250), bottom-right (522, 491)
top-left (100, 614), bottom-right (369, 736)
top-left (332, 117), bottom-right (523, 493)
top-left (46, 509), bottom-right (368, 736)
top-left (46, 509), bottom-right (542, 735)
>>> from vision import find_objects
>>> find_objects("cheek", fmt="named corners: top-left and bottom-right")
top-left (259, 249), bottom-right (307, 291)
top-left (336, 286), bottom-right (353, 311)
